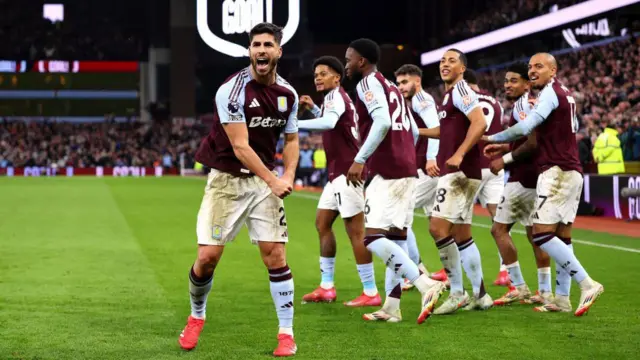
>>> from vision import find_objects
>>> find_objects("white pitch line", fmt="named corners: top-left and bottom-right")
top-left (290, 191), bottom-right (640, 254)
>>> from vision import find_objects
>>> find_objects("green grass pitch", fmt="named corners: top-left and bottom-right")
top-left (1, 177), bottom-right (639, 360)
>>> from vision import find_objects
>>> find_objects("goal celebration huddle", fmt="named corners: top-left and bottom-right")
top-left (179, 22), bottom-right (605, 357)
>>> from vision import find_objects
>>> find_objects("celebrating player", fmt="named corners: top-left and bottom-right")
top-left (483, 53), bottom-right (604, 316)
top-left (484, 63), bottom-right (553, 306)
top-left (345, 39), bottom-right (445, 324)
top-left (394, 64), bottom-right (448, 290)
top-left (419, 49), bottom-right (493, 314)
top-left (180, 23), bottom-right (299, 356)
top-left (463, 69), bottom-right (510, 287)
top-left (297, 56), bottom-right (381, 307)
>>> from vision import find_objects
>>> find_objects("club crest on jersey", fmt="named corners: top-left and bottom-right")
top-left (364, 90), bottom-right (374, 103)
top-left (442, 93), bottom-right (450, 105)
top-left (420, 100), bottom-right (431, 109)
top-left (519, 111), bottom-right (527, 121)
top-left (462, 95), bottom-right (471, 106)
top-left (212, 225), bottom-right (222, 240)
top-left (325, 100), bottom-right (334, 109)
top-left (278, 96), bottom-right (288, 112)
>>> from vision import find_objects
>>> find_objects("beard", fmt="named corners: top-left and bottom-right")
top-left (251, 57), bottom-right (279, 77)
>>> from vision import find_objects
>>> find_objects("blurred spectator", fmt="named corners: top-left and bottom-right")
top-left (592, 125), bottom-right (625, 174)
top-left (313, 144), bottom-right (327, 186)
top-left (576, 129), bottom-right (593, 169)
top-left (297, 143), bottom-right (315, 186)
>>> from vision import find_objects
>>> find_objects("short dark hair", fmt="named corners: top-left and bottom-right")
top-left (394, 64), bottom-right (422, 78)
top-left (463, 69), bottom-right (478, 85)
top-left (249, 23), bottom-right (283, 45)
top-left (348, 38), bottom-right (380, 65)
top-left (506, 62), bottom-right (529, 81)
top-left (313, 56), bottom-right (345, 80)
top-left (447, 48), bottom-right (468, 67)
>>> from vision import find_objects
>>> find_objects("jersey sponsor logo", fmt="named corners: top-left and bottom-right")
top-left (442, 93), bottom-right (450, 105)
top-left (519, 111), bottom-right (527, 121)
top-left (249, 116), bottom-right (287, 128)
top-left (228, 100), bottom-right (241, 113)
top-left (278, 96), bottom-right (288, 112)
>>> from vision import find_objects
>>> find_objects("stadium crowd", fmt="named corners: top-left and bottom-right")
top-left (0, 119), bottom-right (202, 169)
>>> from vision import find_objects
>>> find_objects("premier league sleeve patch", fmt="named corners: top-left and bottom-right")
top-left (228, 101), bottom-right (240, 114)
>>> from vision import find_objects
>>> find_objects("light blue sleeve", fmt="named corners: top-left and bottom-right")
top-left (354, 107), bottom-right (391, 164)
top-left (488, 86), bottom-right (559, 143)
top-left (298, 112), bottom-right (340, 131)
top-left (356, 76), bottom-right (389, 115)
top-left (311, 105), bottom-right (322, 117)
top-left (284, 92), bottom-right (299, 134)
top-left (409, 111), bottom-right (419, 145)
top-left (451, 81), bottom-right (480, 116)
top-left (216, 80), bottom-right (246, 124)
top-left (412, 94), bottom-right (440, 160)
top-left (531, 85), bottom-right (559, 119)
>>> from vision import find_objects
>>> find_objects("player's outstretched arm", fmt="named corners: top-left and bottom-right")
top-left (297, 113), bottom-right (340, 131)
top-left (281, 132), bottom-right (300, 187)
top-left (486, 86), bottom-right (558, 143)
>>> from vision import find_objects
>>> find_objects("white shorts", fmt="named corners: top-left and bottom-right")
top-left (317, 174), bottom-right (364, 218)
top-left (196, 169), bottom-right (288, 246)
top-left (533, 166), bottom-right (583, 225)
top-left (415, 169), bottom-right (438, 216)
top-left (431, 171), bottom-right (482, 225)
top-left (475, 168), bottom-right (505, 207)
top-left (364, 175), bottom-right (415, 230)
top-left (494, 182), bottom-right (536, 227)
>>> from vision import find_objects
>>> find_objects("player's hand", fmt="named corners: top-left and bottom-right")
top-left (426, 160), bottom-right (440, 177)
top-left (269, 178), bottom-right (293, 199)
top-left (299, 95), bottom-right (315, 111)
top-left (489, 158), bottom-right (505, 175)
top-left (281, 173), bottom-right (295, 190)
top-left (483, 144), bottom-right (509, 158)
top-left (445, 153), bottom-right (463, 171)
top-left (347, 162), bottom-right (365, 187)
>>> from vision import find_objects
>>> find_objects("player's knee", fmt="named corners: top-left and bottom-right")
top-left (429, 222), bottom-right (448, 240)
top-left (261, 244), bottom-right (287, 269)
top-left (315, 217), bottom-right (332, 235)
top-left (196, 245), bottom-right (223, 268)
top-left (491, 223), bottom-right (508, 239)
